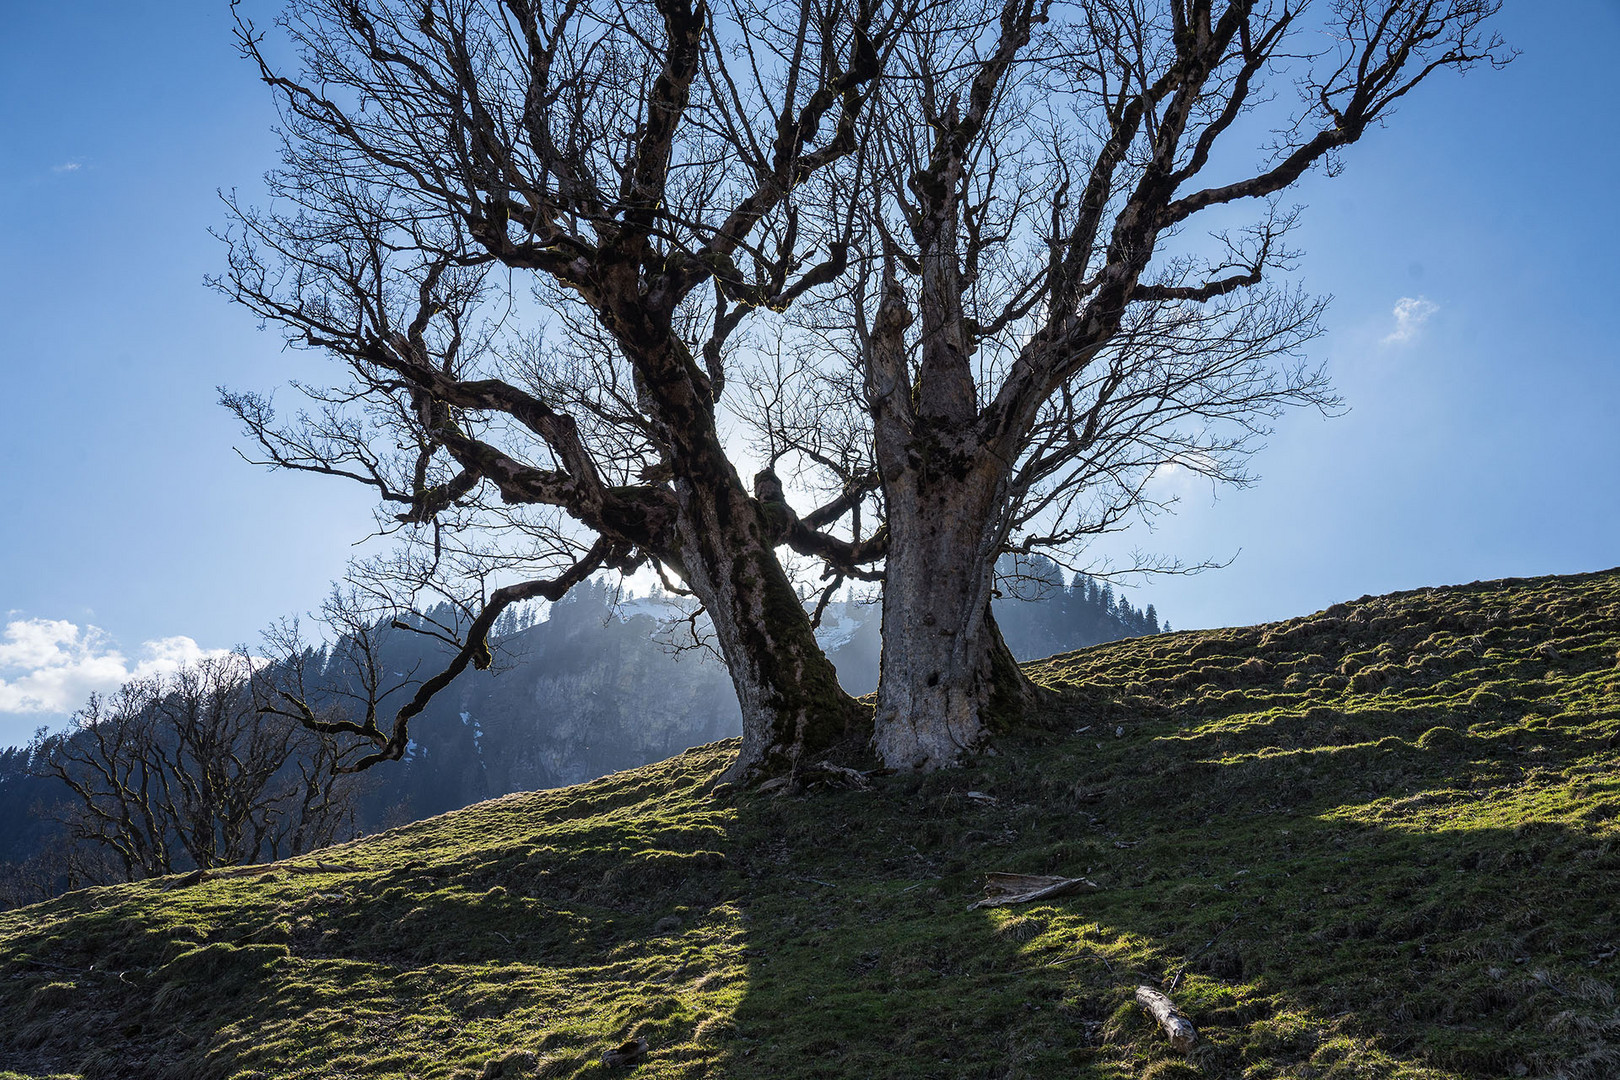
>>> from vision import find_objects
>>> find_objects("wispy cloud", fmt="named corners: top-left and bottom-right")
top-left (0, 619), bottom-right (230, 716)
top-left (50, 161), bottom-right (82, 174)
top-left (1382, 295), bottom-right (1439, 345)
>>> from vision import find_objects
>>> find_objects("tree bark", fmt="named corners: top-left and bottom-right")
top-left (671, 470), bottom-right (866, 780)
top-left (983, 605), bottom-right (1040, 724)
top-left (619, 319), bottom-right (866, 780)
top-left (872, 457), bottom-right (1036, 769)
top-left (1135, 985), bottom-right (1198, 1053)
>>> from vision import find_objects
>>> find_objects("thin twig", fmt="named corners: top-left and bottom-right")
top-left (1046, 948), bottom-right (1114, 973)
top-left (1168, 916), bottom-right (1241, 991)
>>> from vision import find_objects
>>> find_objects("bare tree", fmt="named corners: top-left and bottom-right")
top-left (756, 0), bottom-right (1507, 768)
top-left (221, 0), bottom-right (1506, 780)
top-left (218, 0), bottom-right (898, 778)
top-left (0, 844), bottom-right (124, 911)
top-left (34, 654), bottom-right (356, 880)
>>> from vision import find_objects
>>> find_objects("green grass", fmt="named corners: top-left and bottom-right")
top-left (2, 568), bottom-right (1618, 1079)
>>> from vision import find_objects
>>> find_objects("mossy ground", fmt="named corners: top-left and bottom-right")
top-left (2, 569), bottom-right (1618, 1080)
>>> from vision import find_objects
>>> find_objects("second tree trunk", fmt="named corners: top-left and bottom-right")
top-left (873, 470), bottom-right (1036, 769)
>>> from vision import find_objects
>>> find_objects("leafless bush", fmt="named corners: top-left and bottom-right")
top-left (33, 652), bottom-right (358, 881)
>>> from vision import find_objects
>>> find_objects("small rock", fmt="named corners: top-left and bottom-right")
top-left (602, 1037), bottom-right (649, 1068)
top-left (653, 915), bottom-right (683, 934)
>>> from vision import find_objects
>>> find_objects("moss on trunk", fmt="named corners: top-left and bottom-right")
top-left (981, 608), bottom-right (1041, 733)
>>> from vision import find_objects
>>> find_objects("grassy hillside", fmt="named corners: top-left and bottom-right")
top-left (2, 569), bottom-right (1618, 1080)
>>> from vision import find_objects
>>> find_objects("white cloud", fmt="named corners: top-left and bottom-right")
top-left (51, 161), bottom-right (82, 173)
top-left (1382, 296), bottom-right (1439, 345)
top-left (0, 619), bottom-right (231, 716)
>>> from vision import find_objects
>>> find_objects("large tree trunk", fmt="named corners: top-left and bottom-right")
top-left (863, 104), bottom-right (1045, 769)
top-left (628, 335), bottom-right (868, 777)
top-left (617, 311), bottom-right (866, 781)
top-left (674, 478), bottom-right (865, 780)
top-left (872, 465), bottom-right (1037, 769)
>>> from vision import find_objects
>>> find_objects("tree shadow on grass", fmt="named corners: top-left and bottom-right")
top-left (702, 722), bottom-right (1620, 1080)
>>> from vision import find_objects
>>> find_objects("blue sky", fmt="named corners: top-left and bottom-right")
top-left (2, 2), bottom-right (1617, 748)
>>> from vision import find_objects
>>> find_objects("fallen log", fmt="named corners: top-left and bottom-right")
top-left (291, 860), bottom-right (361, 875)
top-left (968, 873), bottom-right (1099, 910)
top-left (1135, 985), bottom-right (1197, 1052)
top-left (162, 860), bottom-right (361, 890)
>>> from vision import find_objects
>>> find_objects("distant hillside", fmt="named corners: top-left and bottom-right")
top-left (264, 560), bottom-right (1161, 832)
top-left (7, 568), bottom-right (1614, 1079)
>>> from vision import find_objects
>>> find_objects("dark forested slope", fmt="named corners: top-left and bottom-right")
top-left (247, 561), bottom-right (1161, 830)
